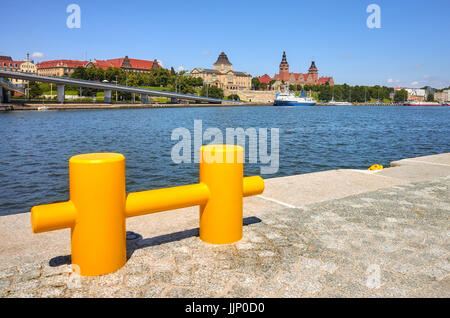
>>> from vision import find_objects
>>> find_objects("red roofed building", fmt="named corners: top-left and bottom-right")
top-left (87, 56), bottom-right (161, 73)
top-left (273, 52), bottom-right (334, 86)
top-left (1, 54), bottom-right (37, 86)
top-left (37, 56), bottom-right (162, 77)
top-left (37, 60), bottom-right (88, 77)
top-left (0, 58), bottom-right (23, 71)
top-left (258, 74), bottom-right (273, 85)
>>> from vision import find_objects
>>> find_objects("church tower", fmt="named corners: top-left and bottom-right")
top-left (279, 51), bottom-right (290, 82)
top-left (308, 61), bottom-right (318, 83)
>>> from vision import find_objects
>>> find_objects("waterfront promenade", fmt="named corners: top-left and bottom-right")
top-left (0, 153), bottom-right (449, 297)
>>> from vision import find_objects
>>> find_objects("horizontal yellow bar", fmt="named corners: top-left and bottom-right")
top-left (31, 201), bottom-right (77, 233)
top-left (125, 183), bottom-right (210, 218)
top-left (243, 176), bottom-right (265, 197)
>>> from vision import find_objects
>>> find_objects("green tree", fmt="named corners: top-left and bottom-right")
top-left (252, 77), bottom-right (261, 90)
top-left (71, 67), bottom-right (88, 80)
top-left (394, 89), bottom-right (408, 102)
top-left (426, 93), bottom-right (434, 102)
top-left (200, 85), bottom-right (224, 99)
top-left (127, 73), bottom-right (140, 87)
top-left (29, 81), bottom-right (43, 98)
top-left (227, 94), bottom-right (240, 101)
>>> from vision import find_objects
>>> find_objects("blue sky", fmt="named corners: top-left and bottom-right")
top-left (1, 0), bottom-right (449, 88)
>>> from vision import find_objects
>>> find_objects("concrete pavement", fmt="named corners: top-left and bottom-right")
top-left (0, 153), bottom-right (449, 297)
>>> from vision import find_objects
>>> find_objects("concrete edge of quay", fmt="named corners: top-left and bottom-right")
top-left (0, 152), bottom-right (449, 271)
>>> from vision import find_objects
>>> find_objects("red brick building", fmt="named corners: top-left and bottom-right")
top-left (273, 51), bottom-right (334, 86)
top-left (258, 74), bottom-right (273, 85)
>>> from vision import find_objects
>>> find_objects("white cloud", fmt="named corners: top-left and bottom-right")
top-left (177, 66), bottom-right (185, 72)
top-left (32, 52), bottom-right (44, 59)
top-left (411, 81), bottom-right (419, 86)
top-left (202, 51), bottom-right (211, 56)
top-left (387, 79), bottom-right (400, 84)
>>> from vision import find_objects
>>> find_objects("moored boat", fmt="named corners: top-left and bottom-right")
top-left (404, 101), bottom-right (442, 106)
top-left (274, 87), bottom-right (316, 106)
top-left (326, 101), bottom-right (353, 106)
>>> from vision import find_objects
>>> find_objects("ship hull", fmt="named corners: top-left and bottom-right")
top-left (274, 101), bottom-right (316, 106)
top-left (404, 103), bottom-right (442, 106)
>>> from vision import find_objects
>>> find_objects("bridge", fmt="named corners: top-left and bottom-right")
top-left (0, 77), bottom-right (25, 103)
top-left (0, 70), bottom-right (227, 104)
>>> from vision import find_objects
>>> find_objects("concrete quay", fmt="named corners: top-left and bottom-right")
top-left (0, 153), bottom-right (449, 298)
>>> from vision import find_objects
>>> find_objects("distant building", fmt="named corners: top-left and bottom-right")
top-left (187, 52), bottom-right (252, 90)
top-left (434, 90), bottom-right (450, 103)
top-left (257, 74), bottom-right (273, 85)
top-left (37, 56), bottom-right (161, 77)
top-left (37, 60), bottom-right (88, 77)
top-left (405, 88), bottom-right (426, 102)
top-left (86, 56), bottom-right (161, 73)
top-left (273, 52), bottom-right (334, 86)
top-left (0, 54), bottom-right (37, 86)
top-left (0, 56), bottom-right (22, 71)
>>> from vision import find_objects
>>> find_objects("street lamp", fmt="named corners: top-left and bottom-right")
top-left (115, 75), bottom-right (118, 103)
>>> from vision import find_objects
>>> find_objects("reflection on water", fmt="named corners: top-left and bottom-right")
top-left (0, 106), bottom-right (449, 215)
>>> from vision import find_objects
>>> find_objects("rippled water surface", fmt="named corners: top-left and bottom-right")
top-left (0, 106), bottom-right (449, 215)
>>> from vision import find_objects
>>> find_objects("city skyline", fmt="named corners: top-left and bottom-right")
top-left (1, 0), bottom-right (450, 88)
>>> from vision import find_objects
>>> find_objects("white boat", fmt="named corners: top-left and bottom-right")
top-left (37, 106), bottom-right (48, 111)
top-left (404, 101), bottom-right (441, 106)
top-left (326, 100), bottom-right (353, 106)
top-left (274, 86), bottom-right (316, 106)
top-left (326, 88), bottom-right (352, 105)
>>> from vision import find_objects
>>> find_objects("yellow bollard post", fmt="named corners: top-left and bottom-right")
top-left (199, 145), bottom-right (244, 244)
top-left (31, 147), bottom-right (265, 276)
top-left (69, 153), bottom-right (127, 276)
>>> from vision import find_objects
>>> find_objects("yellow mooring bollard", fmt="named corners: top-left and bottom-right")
top-left (31, 145), bottom-right (264, 276)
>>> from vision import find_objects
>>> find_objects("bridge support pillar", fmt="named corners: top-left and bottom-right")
top-left (57, 85), bottom-right (65, 104)
top-left (5, 91), bottom-right (11, 103)
top-left (0, 87), bottom-right (3, 103)
top-left (104, 90), bottom-right (112, 104)
top-left (141, 94), bottom-right (149, 104)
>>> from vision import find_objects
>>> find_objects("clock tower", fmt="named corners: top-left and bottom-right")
top-left (279, 51), bottom-right (290, 82)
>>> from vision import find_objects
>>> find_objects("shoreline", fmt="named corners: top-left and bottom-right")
top-left (0, 103), bottom-right (271, 111)
top-left (3, 103), bottom-right (449, 111)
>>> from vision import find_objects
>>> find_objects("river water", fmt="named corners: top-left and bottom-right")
top-left (0, 106), bottom-right (449, 215)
